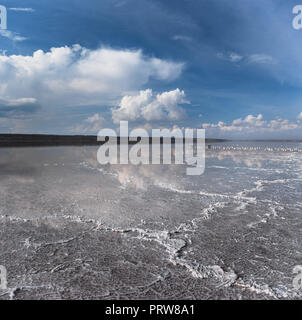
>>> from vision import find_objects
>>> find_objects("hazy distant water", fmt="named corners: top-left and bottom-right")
top-left (0, 142), bottom-right (301, 299)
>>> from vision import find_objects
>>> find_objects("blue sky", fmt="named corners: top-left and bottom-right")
top-left (0, 0), bottom-right (302, 138)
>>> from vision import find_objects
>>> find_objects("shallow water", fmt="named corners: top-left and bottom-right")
top-left (0, 143), bottom-right (301, 299)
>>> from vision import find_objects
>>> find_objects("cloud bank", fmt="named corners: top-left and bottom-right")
top-left (203, 113), bottom-right (302, 139)
top-left (0, 45), bottom-right (184, 111)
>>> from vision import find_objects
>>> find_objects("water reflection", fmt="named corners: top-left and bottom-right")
top-left (0, 144), bottom-right (301, 225)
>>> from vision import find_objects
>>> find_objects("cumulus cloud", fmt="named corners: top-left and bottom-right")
top-left (0, 45), bottom-right (184, 109)
top-left (72, 113), bottom-right (105, 133)
top-left (297, 112), bottom-right (302, 120)
top-left (202, 114), bottom-right (302, 138)
top-left (111, 88), bottom-right (189, 124)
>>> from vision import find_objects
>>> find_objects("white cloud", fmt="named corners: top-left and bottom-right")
top-left (172, 35), bottom-right (192, 42)
top-left (9, 8), bottom-right (35, 12)
top-left (0, 45), bottom-right (184, 109)
top-left (0, 29), bottom-right (27, 41)
top-left (229, 52), bottom-right (243, 63)
top-left (112, 88), bottom-right (189, 124)
top-left (217, 52), bottom-right (276, 65)
top-left (0, 97), bottom-right (37, 107)
top-left (0, 97), bottom-right (39, 118)
top-left (217, 52), bottom-right (243, 63)
top-left (248, 54), bottom-right (276, 65)
top-left (297, 112), bottom-right (302, 120)
top-left (72, 113), bottom-right (105, 133)
top-left (86, 113), bottom-right (103, 123)
top-left (202, 114), bottom-right (302, 137)
top-left (232, 114), bottom-right (265, 127)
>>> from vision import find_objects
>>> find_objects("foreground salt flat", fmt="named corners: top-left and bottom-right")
top-left (0, 144), bottom-right (301, 299)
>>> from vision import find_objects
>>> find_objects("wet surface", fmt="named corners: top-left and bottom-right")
top-left (0, 144), bottom-right (302, 299)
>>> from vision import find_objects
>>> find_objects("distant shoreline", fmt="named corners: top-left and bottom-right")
top-left (0, 134), bottom-right (227, 147)
top-left (0, 134), bottom-right (301, 147)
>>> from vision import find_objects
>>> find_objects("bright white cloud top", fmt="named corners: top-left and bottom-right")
top-left (112, 89), bottom-right (188, 123)
top-left (0, 45), bottom-right (184, 109)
